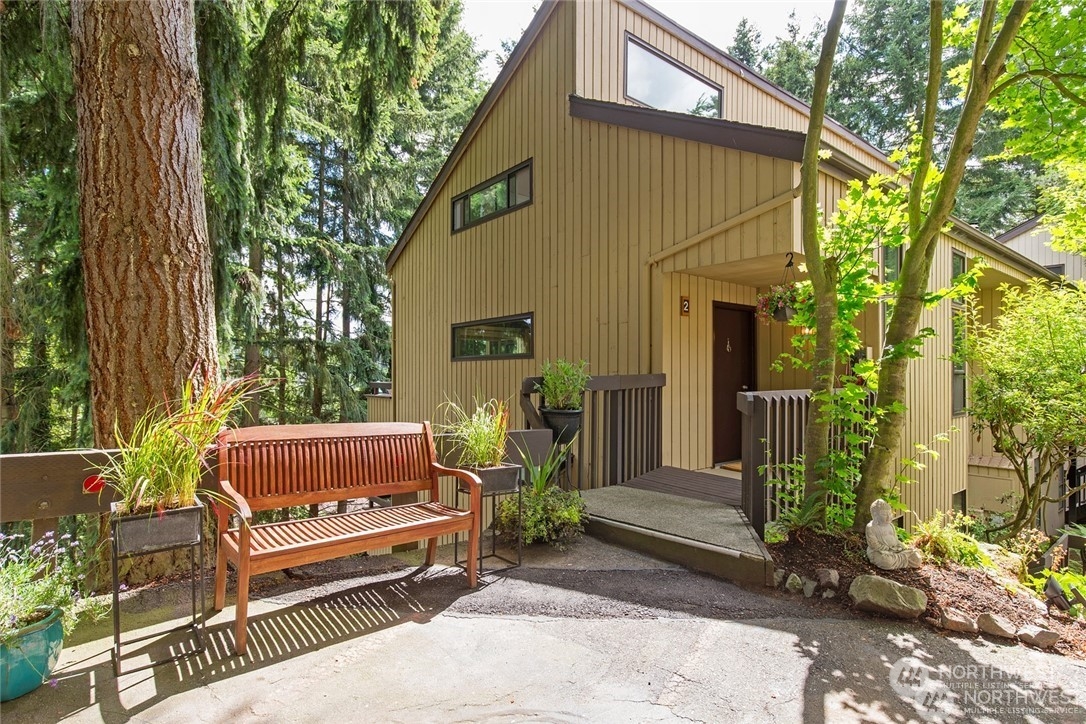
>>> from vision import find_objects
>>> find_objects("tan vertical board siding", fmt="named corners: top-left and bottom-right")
top-left (1003, 225), bottom-right (1086, 281)
top-left (660, 272), bottom-right (765, 470)
top-left (365, 396), bottom-right (394, 423)
top-left (577, 0), bottom-right (893, 177)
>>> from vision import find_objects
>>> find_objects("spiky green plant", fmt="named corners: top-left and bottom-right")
top-left (536, 359), bottom-right (590, 410)
top-left (98, 372), bottom-right (256, 515)
top-left (436, 398), bottom-right (510, 469)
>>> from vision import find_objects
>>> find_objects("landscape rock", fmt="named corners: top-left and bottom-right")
top-left (815, 568), bottom-right (840, 590)
top-left (785, 573), bottom-right (804, 594)
top-left (977, 613), bottom-right (1017, 640)
top-left (802, 578), bottom-right (817, 598)
top-left (848, 574), bottom-right (927, 619)
top-left (773, 569), bottom-right (787, 588)
top-left (938, 607), bottom-right (978, 633)
top-left (1017, 625), bottom-right (1060, 649)
top-left (822, 590), bottom-right (836, 600)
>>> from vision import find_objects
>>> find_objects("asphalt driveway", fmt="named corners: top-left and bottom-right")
top-left (3, 536), bottom-right (1084, 723)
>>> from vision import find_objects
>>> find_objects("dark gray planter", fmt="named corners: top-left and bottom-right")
top-left (539, 408), bottom-right (582, 446)
top-left (469, 463), bottom-right (522, 494)
top-left (773, 306), bottom-right (796, 322)
top-left (111, 499), bottom-right (204, 556)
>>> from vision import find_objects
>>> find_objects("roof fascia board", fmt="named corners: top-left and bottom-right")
top-left (569, 95), bottom-right (805, 160)
top-left (620, 0), bottom-right (889, 164)
top-left (386, 0), bottom-right (559, 273)
top-left (995, 214), bottom-right (1042, 243)
top-left (948, 221), bottom-right (1057, 280)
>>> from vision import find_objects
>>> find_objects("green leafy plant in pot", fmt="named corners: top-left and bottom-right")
top-left (96, 372), bottom-right (256, 556)
top-left (1, 532), bottom-right (106, 701)
top-left (536, 359), bottom-right (590, 445)
top-left (436, 398), bottom-right (521, 493)
top-left (495, 439), bottom-right (586, 548)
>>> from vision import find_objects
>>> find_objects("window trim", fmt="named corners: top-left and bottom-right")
top-left (451, 160), bottom-right (533, 233)
top-left (451, 312), bottom-right (534, 361)
top-left (951, 251), bottom-right (968, 417)
top-left (623, 33), bottom-right (723, 119)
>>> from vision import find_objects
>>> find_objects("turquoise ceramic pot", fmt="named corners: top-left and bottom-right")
top-left (0, 608), bottom-right (64, 702)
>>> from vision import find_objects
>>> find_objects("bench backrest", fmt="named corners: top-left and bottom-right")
top-left (216, 422), bottom-right (437, 512)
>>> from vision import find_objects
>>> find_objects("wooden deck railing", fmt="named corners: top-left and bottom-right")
top-left (520, 374), bottom-right (666, 490)
top-left (738, 389), bottom-right (875, 538)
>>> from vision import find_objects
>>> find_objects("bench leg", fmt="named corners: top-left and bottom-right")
top-left (234, 554), bottom-right (251, 656)
top-left (466, 520), bottom-right (479, 588)
top-left (213, 539), bottom-right (228, 611)
top-left (425, 537), bottom-right (437, 566)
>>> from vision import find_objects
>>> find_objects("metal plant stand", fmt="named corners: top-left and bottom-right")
top-left (455, 480), bottom-right (522, 575)
top-left (110, 515), bottom-right (206, 676)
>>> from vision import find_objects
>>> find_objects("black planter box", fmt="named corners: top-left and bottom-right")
top-left (110, 500), bottom-right (204, 557)
top-left (469, 463), bottom-right (522, 494)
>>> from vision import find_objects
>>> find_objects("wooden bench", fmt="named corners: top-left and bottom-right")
top-left (212, 422), bottom-right (481, 655)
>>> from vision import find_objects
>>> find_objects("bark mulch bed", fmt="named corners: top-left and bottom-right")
top-left (768, 531), bottom-right (1086, 659)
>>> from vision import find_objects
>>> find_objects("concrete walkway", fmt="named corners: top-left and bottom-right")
top-left (3, 536), bottom-right (1085, 723)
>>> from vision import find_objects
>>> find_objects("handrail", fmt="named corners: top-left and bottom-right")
top-left (520, 373), bottom-right (666, 489)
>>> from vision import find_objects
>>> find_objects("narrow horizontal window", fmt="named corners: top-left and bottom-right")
top-left (452, 313), bottom-right (533, 360)
top-left (625, 36), bottom-right (722, 118)
top-left (1045, 263), bottom-right (1065, 276)
top-left (451, 161), bottom-right (532, 232)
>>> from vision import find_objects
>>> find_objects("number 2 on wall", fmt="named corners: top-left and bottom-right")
top-left (680, 296), bottom-right (690, 316)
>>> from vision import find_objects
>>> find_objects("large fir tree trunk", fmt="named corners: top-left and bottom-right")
top-left (72, 0), bottom-right (218, 445)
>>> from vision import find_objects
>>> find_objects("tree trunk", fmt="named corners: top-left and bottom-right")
top-left (339, 145), bottom-right (352, 423)
top-left (799, 1), bottom-right (846, 499)
top-left (854, 0), bottom-right (1034, 530)
top-left (71, 0), bottom-right (218, 445)
top-left (312, 139), bottom-right (327, 420)
top-left (243, 235), bottom-right (263, 425)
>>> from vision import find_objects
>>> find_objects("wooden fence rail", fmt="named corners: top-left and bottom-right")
top-left (520, 374), bottom-right (666, 490)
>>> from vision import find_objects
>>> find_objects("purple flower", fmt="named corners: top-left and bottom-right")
top-left (118, 584), bottom-right (128, 592)
top-left (48, 678), bottom-right (58, 688)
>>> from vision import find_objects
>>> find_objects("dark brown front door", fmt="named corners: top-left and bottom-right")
top-left (713, 303), bottom-right (755, 464)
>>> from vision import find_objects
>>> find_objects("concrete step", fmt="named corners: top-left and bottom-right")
top-left (581, 486), bottom-right (774, 587)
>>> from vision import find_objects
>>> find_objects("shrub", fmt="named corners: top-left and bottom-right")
top-left (495, 440), bottom-right (586, 548)
top-left (1, 532), bottom-right (106, 644)
top-left (910, 511), bottom-right (990, 568)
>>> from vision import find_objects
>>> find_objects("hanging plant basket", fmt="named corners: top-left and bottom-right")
top-left (772, 306), bottom-right (797, 323)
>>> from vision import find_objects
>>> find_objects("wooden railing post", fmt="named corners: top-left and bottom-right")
top-left (738, 392), bottom-right (768, 538)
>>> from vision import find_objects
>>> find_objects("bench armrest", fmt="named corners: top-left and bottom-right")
top-left (218, 479), bottom-right (253, 525)
top-left (432, 463), bottom-right (482, 511)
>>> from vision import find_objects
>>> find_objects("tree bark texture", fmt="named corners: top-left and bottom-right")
top-left (72, 0), bottom-right (218, 445)
top-left (799, 0), bottom-right (847, 499)
top-left (855, 0), bottom-right (1034, 529)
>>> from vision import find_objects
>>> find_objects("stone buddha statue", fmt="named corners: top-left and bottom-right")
top-left (866, 499), bottom-right (922, 570)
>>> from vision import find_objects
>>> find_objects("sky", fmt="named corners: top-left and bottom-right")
top-left (461, 0), bottom-right (838, 80)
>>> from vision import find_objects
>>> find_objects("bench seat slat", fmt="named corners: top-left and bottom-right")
top-left (223, 502), bottom-right (470, 559)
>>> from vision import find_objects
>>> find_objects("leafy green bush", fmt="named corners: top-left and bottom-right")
top-left (1, 532), bottom-right (106, 644)
top-left (495, 440), bottom-right (586, 548)
top-left (910, 511), bottom-right (990, 568)
top-left (497, 486), bottom-right (586, 549)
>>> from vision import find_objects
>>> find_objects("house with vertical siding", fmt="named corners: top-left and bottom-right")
top-left (966, 216), bottom-right (1085, 529)
top-left (369, 0), bottom-right (1056, 531)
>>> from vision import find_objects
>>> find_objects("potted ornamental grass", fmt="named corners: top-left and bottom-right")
top-left (436, 398), bottom-right (522, 493)
top-left (756, 281), bottom-right (800, 324)
top-left (95, 372), bottom-right (255, 555)
top-left (0, 531), bottom-right (105, 701)
top-left (535, 359), bottom-right (590, 445)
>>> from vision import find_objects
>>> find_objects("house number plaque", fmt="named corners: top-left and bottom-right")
top-left (680, 296), bottom-right (690, 316)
